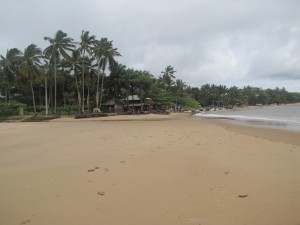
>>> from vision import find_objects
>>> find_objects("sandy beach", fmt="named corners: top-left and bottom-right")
top-left (1, 113), bottom-right (300, 225)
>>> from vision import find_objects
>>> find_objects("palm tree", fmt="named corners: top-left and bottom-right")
top-left (106, 63), bottom-right (127, 99)
top-left (0, 67), bottom-right (4, 96)
top-left (19, 44), bottom-right (43, 114)
top-left (0, 48), bottom-right (22, 102)
top-left (216, 85), bottom-right (227, 107)
top-left (93, 38), bottom-right (121, 109)
top-left (161, 65), bottom-right (176, 91)
top-left (40, 61), bottom-right (53, 115)
top-left (83, 56), bottom-right (98, 111)
top-left (79, 30), bottom-right (95, 113)
top-left (172, 79), bottom-right (186, 111)
top-left (125, 69), bottom-right (139, 112)
top-left (136, 71), bottom-right (154, 111)
top-left (44, 30), bottom-right (75, 113)
top-left (66, 49), bottom-right (82, 111)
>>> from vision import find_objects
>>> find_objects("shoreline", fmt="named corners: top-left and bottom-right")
top-left (58, 112), bottom-right (300, 147)
top-left (52, 112), bottom-right (193, 122)
top-left (205, 118), bottom-right (300, 146)
top-left (194, 104), bottom-right (300, 135)
top-left (58, 113), bottom-right (300, 146)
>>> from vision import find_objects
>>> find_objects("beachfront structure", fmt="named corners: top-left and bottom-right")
top-left (102, 98), bottom-right (125, 113)
top-left (102, 96), bottom-right (153, 113)
top-left (123, 95), bottom-right (153, 112)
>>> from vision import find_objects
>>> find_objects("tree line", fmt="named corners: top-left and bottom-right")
top-left (0, 29), bottom-right (299, 116)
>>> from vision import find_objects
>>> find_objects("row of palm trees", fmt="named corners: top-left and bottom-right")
top-left (189, 84), bottom-right (300, 108)
top-left (1, 30), bottom-right (299, 115)
top-left (44, 30), bottom-right (121, 113)
top-left (0, 30), bottom-right (120, 114)
top-left (0, 45), bottom-right (43, 113)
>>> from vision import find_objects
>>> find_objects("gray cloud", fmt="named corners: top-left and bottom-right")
top-left (1, 0), bottom-right (299, 91)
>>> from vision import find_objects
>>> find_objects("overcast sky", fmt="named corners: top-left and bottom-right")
top-left (0, 0), bottom-right (299, 91)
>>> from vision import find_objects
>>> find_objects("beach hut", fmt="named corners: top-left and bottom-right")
top-left (102, 98), bottom-right (125, 113)
top-left (123, 95), bottom-right (153, 112)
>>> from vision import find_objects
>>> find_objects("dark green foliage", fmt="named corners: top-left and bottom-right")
top-left (0, 103), bottom-right (19, 118)
top-left (149, 83), bottom-right (174, 109)
top-left (56, 105), bottom-right (80, 115)
top-left (180, 96), bottom-right (200, 109)
top-left (25, 105), bottom-right (45, 114)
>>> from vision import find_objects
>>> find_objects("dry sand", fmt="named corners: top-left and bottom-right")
top-left (0, 113), bottom-right (300, 225)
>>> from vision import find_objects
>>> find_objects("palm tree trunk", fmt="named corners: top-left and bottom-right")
top-left (87, 85), bottom-right (90, 112)
top-left (74, 70), bottom-right (81, 112)
top-left (39, 88), bottom-right (42, 106)
top-left (5, 76), bottom-right (9, 102)
top-left (96, 73), bottom-right (100, 108)
top-left (82, 50), bottom-right (85, 113)
top-left (45, 76), bottom-right (48, 115)
top-left (30, 79), bottom-right (36, 114)
top-left (63, 83), bottom-right (65, 108)
top-left (99, 73), bottom-right (105, 110)
top-left (5, 86), bottom-right (8, 103)
top-left (50, 81), bottom-right (53, 110)
top-left (126, 93), bottom-right (129, 112)
top-left (131, 87), bottom-right (134, 113)
top-left (54, 60), bottom-right (57, 114)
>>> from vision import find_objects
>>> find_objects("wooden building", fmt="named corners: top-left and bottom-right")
top-left (123, 95), bottom-right (153, 112)
top-left (102, 98), bottom-right (125, 113)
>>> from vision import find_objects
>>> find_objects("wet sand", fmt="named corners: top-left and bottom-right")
top-left (0, 114), bottom-right (300, 225)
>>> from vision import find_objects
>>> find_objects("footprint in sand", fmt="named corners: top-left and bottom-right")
top-left (20, 219), bottom-right (31, 225)
top-left (97, 191), bottom-right (105, 196)
top-left (238, 194), bottom-right (248, 198)
top-left (120, 161), bottom-right (126, 164)
top-left (88, 166), bottom-right (99, 172)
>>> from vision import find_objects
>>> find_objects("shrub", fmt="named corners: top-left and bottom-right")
top-left (0, 103), bottom-right (19, 118)
top-left (57, 105), bottom-right (80, 115)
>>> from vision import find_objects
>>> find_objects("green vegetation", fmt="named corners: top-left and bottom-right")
top-left (1, 29), bottom-right (299, 116)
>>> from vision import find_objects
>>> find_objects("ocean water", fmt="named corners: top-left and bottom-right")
top-left (194, 105), bottom-right (300, 132)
